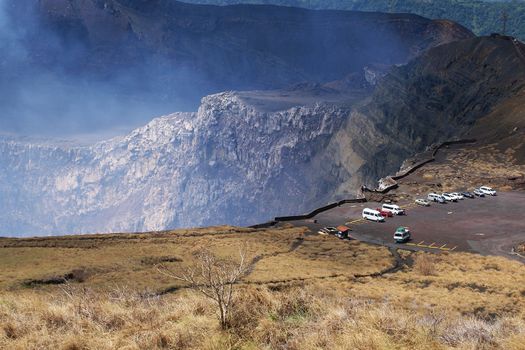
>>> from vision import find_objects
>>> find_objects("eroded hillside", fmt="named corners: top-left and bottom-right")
top-left (329, 35), bottom-right (525, 194)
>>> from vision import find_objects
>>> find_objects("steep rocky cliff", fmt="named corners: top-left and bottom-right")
top-left (327, 35), bottom-right (525, 194)
top-left (0, 92), bottom-right (354, 236)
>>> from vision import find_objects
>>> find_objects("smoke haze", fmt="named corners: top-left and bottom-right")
top-left (0, 0), bottom-right (459, 140)
top-left (0, 0), bottom-right (210, 139)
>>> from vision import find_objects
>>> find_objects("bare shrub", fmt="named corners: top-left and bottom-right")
top-left (276, 288), bottom-right (314, 321)
top-left (60, 337), bottom-right (88, 350)
top-left (414, 254), bottom-right (437, 276)
top-left (440, 317), bottom-right (496, 347)
top-left (255, 317), bottom-right (294, 349)
top-left (417, 310), bottom-right (446, 336)
top-left (2, 322), bottom-right (18, 339)
top-left (157, 244), bottom-right (248, 329)
top-left (228, 286), bottom-right (275, 337)
top-left (42, 305), bottom-right (70, 329)
top-left (65, 268), bottom-right (90, 283)
top-left (59, 283), bottom-right (97, 319)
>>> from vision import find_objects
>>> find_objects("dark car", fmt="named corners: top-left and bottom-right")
top-left (461, 191), bottom-right (475, 199)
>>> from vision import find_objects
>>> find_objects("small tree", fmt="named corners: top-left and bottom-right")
top-left (414, 253), bottom-right (437, 276)
top-left (157, 245), bottom-right (248, 329)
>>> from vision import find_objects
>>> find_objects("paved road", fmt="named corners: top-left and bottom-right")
top-left (287, 192), bottom-right (525, 261)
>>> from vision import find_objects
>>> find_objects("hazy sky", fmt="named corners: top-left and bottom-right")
top-left (0, 0), bottom-right (206, 141)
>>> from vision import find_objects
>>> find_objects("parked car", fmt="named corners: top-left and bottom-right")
top-left (442, 193), bottom-right (457, 202)
top-left (415, 198), bottom-right (431, 206)
top-left (318, 227), bottom-right (340, 235)
top-left (461, 191), bottom-right (475, 199)
top-left (394, 226), bottom-right (411, 243)
top-left (381, 203), bottom-right (406, 215)
top-left (428, 193), bottom-right (446, 203)
top-left (375, 208), bottom-right (393, 217)
top-left (335, 225), bottom-right (351, 239)
top-left (326, 227), bottom-right (340, 235)
top-left (473, 189), bottom-right (485, 197)
top-left (479, 186), bottom-right (497, 196)
top-left (450, 192), bottom-right (464, 200)
top-left (362, 208), bottom-right (385, 222)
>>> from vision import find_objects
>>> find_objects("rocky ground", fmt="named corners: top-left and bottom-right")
top-left (392, 143), bottom-right (525, 200)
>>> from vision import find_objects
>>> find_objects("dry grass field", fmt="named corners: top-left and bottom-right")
top-left (0, 226), bottom-right (392, 291)
top-left (1, 226), bottom-right (524, 349)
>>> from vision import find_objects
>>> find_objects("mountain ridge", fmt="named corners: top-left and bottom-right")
top-left (1, 0), bottom-right (473, 135)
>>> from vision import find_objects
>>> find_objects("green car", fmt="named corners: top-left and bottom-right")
top-left (394, 227), bottom-right (411, 243)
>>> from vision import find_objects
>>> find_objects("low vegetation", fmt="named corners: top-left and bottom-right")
top-left (183, 0), bottom-right (525, 40)
top-left (397, 144), bottom-right (525, 197)
top-left (1, 226), bottom-right (524, 349)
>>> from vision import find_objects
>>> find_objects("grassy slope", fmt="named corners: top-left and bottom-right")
top-left (1, 225), bottom-right (524, 349)
top-left (0, 226), bottom-right (393, 291)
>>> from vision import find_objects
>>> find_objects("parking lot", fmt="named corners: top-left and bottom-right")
top-left (288, 191), bottom-right (525, 260)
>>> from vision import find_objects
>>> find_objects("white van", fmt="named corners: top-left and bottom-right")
top-left (381, 204), bottom-right (405, 215)
top-left (427, 193), bottom-right (445, 203)
top-left (362, 208), bottom-right (385, 222)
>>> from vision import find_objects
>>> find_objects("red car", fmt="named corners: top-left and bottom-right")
top-left (376, 208), bottom-right (393, 217)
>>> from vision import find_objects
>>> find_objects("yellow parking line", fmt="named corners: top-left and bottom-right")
top-left (402, 241), bottom-right (458, 252)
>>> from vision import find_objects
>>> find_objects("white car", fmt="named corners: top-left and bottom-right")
top-left (473, 189), bottom-right (485, 197)
top-left (415, 199), bottom-right (430, 206)
top-left (394, 227), bottom-right (411, 243)
top-left (441, 193), bottom-right (457, 202)
top-left (479, 186), bottom-right (497, 196)
top-left (428, 193), bottom-right (445, 203)
top-left (450, 192), bottom-right (464, 200)
top-left (318, 227), bottom-right (340, 235)
top-left (381, 203), bottom-right (405, 215)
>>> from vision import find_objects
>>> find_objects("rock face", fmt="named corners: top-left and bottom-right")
top-left (327, 35), bottom-right (525, 194)
top-left (0, 92), bottom-right (353, 236)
